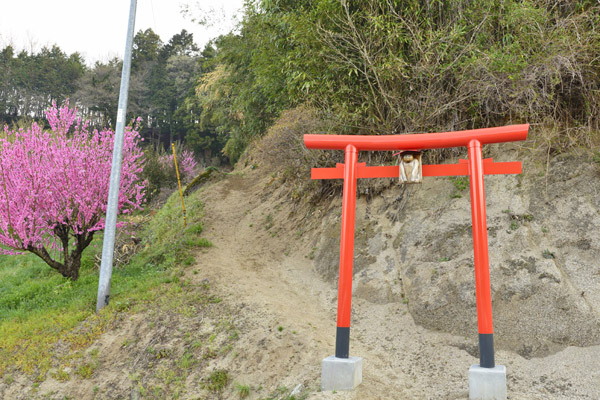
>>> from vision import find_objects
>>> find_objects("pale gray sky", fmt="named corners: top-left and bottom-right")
top-left (0, 0), bottom-right (244, 64)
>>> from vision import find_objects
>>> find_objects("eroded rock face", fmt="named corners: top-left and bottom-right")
top-left (312, 150), bottom-right (600, 358)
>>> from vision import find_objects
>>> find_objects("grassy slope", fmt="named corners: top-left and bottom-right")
top-left (0, 190), bottom-right (210, 382)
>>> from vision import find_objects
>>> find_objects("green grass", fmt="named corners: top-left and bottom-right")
top-left (75, 361), bottom-right (97, 379)
top-left (0, 189), bottom-right (211, 380)
top-left (510, 220), bottom-right (520, 231)
top-left (450, 176), bottom-right (469, 198)
top-left (452, 176), bottom-right (469, 191)
top-left (204, 369), bottom-right (229, 393)
top-left (236, 383), bottom-right (251, 399)
top-left (177, 352), bottom-right (196, 370)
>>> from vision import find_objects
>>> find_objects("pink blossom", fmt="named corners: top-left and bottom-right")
top-left (0, 102), bottom-right (146, 279)
top-left (158, 150), bottom-right (197, 182)
top-left (178, 150), bottom-right (197, 179)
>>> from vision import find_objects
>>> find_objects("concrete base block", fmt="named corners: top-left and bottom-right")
top-left (321, 356), bottom-right (362, 391)
top-left (469, 364), bottom-right (507, 400)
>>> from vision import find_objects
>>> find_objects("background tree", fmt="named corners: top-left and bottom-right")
top-left (0, 45), bottom-right (85, 124)
top-left (0, 102), bottom-right (145, 280)
top-left (1, 29), bottom-right (218, 164)
top-left (74, 58), bottom-right (145, 128)
top-left (197, 8), bottom-right (295, 163)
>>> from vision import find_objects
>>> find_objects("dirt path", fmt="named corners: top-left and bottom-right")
top-left (191, 167), bottom-right (600, 400)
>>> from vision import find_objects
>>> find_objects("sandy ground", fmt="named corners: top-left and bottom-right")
top-left (188, 166), bottom-right (600, 400)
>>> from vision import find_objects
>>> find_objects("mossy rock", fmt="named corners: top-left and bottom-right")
top-left (183, 167), bottom-right (220, 196)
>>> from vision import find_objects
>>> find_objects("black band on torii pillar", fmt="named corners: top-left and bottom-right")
top-left (335, 327), bottom-right (350, 358)
top-left (479, 333), bottom-right (495, 368)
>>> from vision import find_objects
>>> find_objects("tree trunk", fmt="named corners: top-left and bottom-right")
top-left (27, 229), bottom-right (95, 281)
top-left (59, 251), bottom-right (82, 281)
top-left (28, 245), bottom-right (82, 280)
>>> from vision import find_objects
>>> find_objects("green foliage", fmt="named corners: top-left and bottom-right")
top-left (452, 177), bottom-right (469, 192)
top-left (132, 28), bottom-right (164, 67)
top-left (198, 0), bottom-right (600, 163)
top-left (2, 29), bottom-right (222, 164)
top-left (131, 190), bottom-right (209, 271)
top-left (178, 93), bottom-right (224, 158)
top-left (141, 142), bottom-right (199, 200)
top-left (141, 146), bottom-right (171, 199)
top-left (6, 1), bottom-right (599, 168)
top-left (75, 361), bottom-right (98, 379)
top-left (450, 176), bottom-right (469, 198)
top-left (52, 369), bottom-right (70, 382)
top-left (129, 29), bottom-right (213, 147)
top-left (542, 249), bottom-right (555, 259)
top-left (176, 352), bottom-right (196, 370)
top-left (196, 5), bottom-right (299, 163)
top-left (0, 45), bottom-right (85, 125)
top-left (510, 220), bottom-right (520, 231)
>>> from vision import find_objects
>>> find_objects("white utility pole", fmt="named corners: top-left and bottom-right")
top-left (96, 0), bottom-right (138, 312)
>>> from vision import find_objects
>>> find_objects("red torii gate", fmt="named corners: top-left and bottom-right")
top-left (304, 124), bottom-right (529, 373)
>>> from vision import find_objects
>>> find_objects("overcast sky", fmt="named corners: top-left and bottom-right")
top-left (0, 0), bottom-right (244, 65)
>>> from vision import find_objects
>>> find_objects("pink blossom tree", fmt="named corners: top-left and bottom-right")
top-left (0, 102), bottom-right (145, 280)
top-left (158, 149), bottom-right (197, 183)
top-left (177, 150), bottom-right (198, 181)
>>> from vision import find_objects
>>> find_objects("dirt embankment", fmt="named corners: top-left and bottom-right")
top-left (5, 145), bottom-right (600, 399)
top-left (178, 146), bottom-right (600, 399)
top-left (310, 145), bottom-right (600, 360)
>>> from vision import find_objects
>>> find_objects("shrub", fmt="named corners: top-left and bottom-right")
top-left (142, 145), bottom-right (198, 200)
top-left (253, 106), bottom-right (342, 200)
top-left (158, 150), bottom-right (197, 182)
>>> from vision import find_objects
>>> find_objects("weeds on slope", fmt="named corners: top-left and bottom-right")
top-left (0, 189), bottom-right (211, 381)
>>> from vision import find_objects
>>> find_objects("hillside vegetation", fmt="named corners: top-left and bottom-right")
top-left (201, 0), bottom-right (600, 162)
top-left (0, 192), bottom-right (209, 384)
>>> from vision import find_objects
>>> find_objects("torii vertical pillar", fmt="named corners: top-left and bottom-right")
top-left (468, 140), bottom-right (506, 399)
top-left (468, 140), bottom-right (495, 367)
top-left (336, 144), bottom-right (358, 359)
top-left (321, 144), bottom-right (363, 392)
